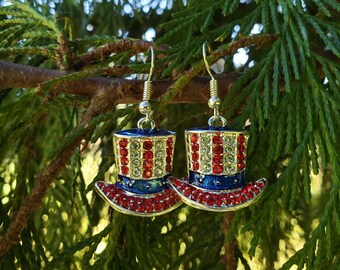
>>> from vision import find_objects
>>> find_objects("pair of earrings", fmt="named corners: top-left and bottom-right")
top-left (95, 44), bottom-right (266, 217)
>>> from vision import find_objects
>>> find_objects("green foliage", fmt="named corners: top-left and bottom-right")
top-left (0, 0), bottom-right (340, 269)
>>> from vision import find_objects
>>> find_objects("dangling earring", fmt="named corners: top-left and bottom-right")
top-left (95, 47), bottom-right (182, 217)
top-left (168, 42), bottom-right (266, 211)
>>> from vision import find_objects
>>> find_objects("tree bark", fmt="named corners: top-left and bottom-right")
top-left (223, 212), bottom-right (238, 270)
top-left (0, 60), bottom-right (240, 104)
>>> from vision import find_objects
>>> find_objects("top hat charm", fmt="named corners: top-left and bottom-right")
top-left (95, 48), bottom-right (182, 217)
top-left (168, 43), bottom-right (266, 212)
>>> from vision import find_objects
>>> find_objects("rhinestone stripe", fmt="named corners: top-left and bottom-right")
top-left (114, 135), bottom-right (176, 180)
top-left (185, 131), bottom-right (249, 176)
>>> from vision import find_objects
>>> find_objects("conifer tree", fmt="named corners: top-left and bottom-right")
top-left (0, 0), bottom-right (339, 269)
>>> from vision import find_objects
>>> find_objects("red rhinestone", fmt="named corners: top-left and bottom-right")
top-left (123, 200), bottom-right (130, 208)
top-left (252, 187), bottom-right (260, 194)
top-left (237, 144), bottom-right (245, 152)
top-left (119, 138), bottom-right (128, 148)
top-left (240, 195), bottom-right (247, 203)
top-left (166, 147), bottom-right (173, 155)
top-left (166, 156), bottom-right (172, 164)
top-left (171, 179), bottom-right (181, 187)
top-left (237, 161), bottom-right (245, 170)
top-left (192, 152), bottom-right (199, 161)
top-left (155, 195), bottom-right (163, 202)
top-left (137, 204), bottom-right (146, 213)
top-left (184, 188), bottom-right (192, 197)
top-left (237, 153), bottom-right (245, 160)
top-left (192, 161), bottom-right (199, 171)
top-left (143, 141), bottom-right (153, 150)
top-left (97, 181), bottom-right (104, 188)
top-left (223, 194), bottom-right (231, 205)
top-left (143, 151), bottom-right (153, 160)
top-left (237, 134), bottom-right (245, 143)
top-left (257, 181), bottom-right (265, 189)
top-left (146, 204), bottom-right (154, 213)
top-left (103, 186), bottom-right (110, 194)
top-left (166, 164), bottom-right (172, 173)
top-left (213, 194), bottom-right (223, 206)
top-left (134, 197), bottom-right (141, 203)
top-left (167, 137), bottom-right (173, 146)
top-left (212, 155), bottom-right (222, 164)
top-left (233, 196), bottom-right (240, 205)
top-left (213, 145), bottom-right (223, 155)
top-left (120, 148), bottom-right (128, 157)
top-left (115, 196), bottom-right (123, 205)
top-left (130, 203), bottom-right (138, 211)
top-left (191, 144), bottom-right (199, 152)
top-left (165, 197), bottom-right (175, 207)
top-left (190, 133), bottom-right (198, 143)
top-left (108, 192), bottom-right (115, 199)
top-left (121, 166), bottom-right (129, 175)
top-left (121, 157), bottom-right (128, 165)
top-left (143, 160), bottom-right (153, 169)
top-left (179, 184), bottom-right (186, 191)
top-left (212, 164), bottom-right (223, 174)
top-left (198, 194), bottom-right (207, 204)
top-left (206, 196), bottom-right (215, 206)
top-left (212, 135), bottom-right (222, 145)
top-left (246, 192), bottom-right (254, 199)
top-left (191, 191), bottom-right (199, 201)
top-left (155, 202), bottom-right (164, 211)
top-left (246, 184), bottom-right (253, 192)
top-left (143, 169), bottom-right (152, 178)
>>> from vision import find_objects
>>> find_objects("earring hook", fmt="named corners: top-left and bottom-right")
top-left (202, 42), bottom-right (215, 80)
top-left (147, 46), bottom-right (154, 82)
top-left (202, 42), bottom-right (227, 128)
top-left (138, 46), bottom-right (156, 131)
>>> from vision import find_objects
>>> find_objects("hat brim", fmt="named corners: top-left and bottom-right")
top-left (168, 176), bottom-right (266, 212)
top-left (95, 180), bottom-right (182, 217)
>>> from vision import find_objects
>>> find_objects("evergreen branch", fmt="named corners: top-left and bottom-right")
top-left (0, 60), bottom-right (240, 104)
top-left (10, 0), bottom-right (59, 33)
top-left (0, 95), bottom-right (113, 258)
top-left (73, 39), bottom-right (170, 70)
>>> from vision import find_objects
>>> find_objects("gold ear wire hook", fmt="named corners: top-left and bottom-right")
top-left (202, 42), bottom-right (215, 80)
top-left (147, 46), bottom-right (154, 82)
top-left (138, 46), bottom-right (156, 130)
top-left (203, 42), bottom-right (227, 128)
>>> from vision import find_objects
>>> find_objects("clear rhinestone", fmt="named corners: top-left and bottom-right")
top-left (226, 146), bottom-right (235, 154)
top-left (154, 167), bottom-right (163, 177)
top-left (132, 159), bottom-right (141, 167)
top-left (225, 164), bottom-right (236, 174)
top-left (155, 159), bottom-right (163, 167)
top-left (201, 164), bottom-right (211, 173)
top-left (155, 140), bottom-right (164, 149)
top-left (201, 154), bottom-right (211, 162)
top-left (201, 146), bottom-right (211, 154)
top-left (201, 136), bottom-right (210, 145)
top-left (131, 141), bottom-right (141, 150)
top-left (225, 155), bottom-right (235, 164)
top-left (132, 168), bottom-right (141, 177)
top-left (155, 151), bottom-right (164, 159)
top-left (131, 151), bottom-right (140, 158)
top-left (225, 136), bottom-right (235, 145)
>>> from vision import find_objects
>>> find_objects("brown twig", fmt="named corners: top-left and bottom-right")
top-left (73, 40), bottom-right (169, 70)
top-left (0, 60), bottom-right (240, 103)
top-left (0, 94), bottom-right (113, 259)
top-left (223, 212), bottom-right (238, 270)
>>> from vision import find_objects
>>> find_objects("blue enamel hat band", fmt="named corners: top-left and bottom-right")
top-left (188, 170), bottom-right (245, 190)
